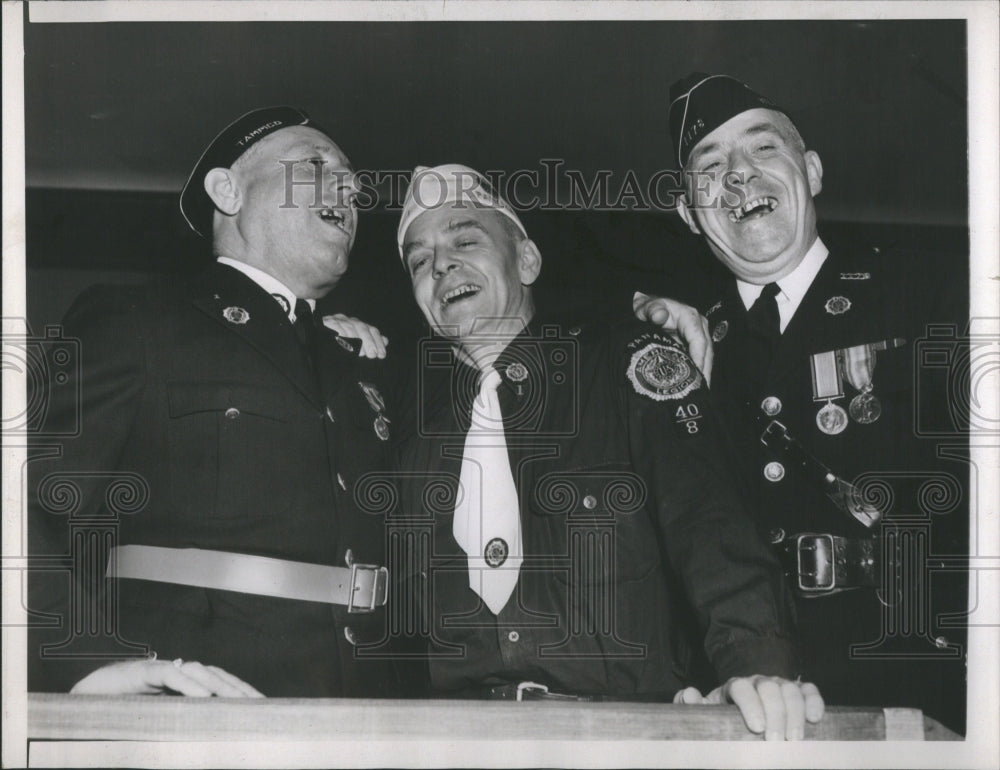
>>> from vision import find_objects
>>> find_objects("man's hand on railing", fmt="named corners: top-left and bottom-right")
top-left (322, 314), bottom-right (389, 359)
top-left (69, 658), bottom-right (265, 698)
top-left (632, 291), bottom-right (713, 384)
top-left (673, 676), bottom-right (824, 741)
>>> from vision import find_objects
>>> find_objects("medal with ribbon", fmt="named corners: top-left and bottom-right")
top-left (842, 338), bottom-right (905, 424)
top-left (810, 350), bottom-right (848, 435)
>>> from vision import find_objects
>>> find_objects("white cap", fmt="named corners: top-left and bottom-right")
top-left (397, 164), bottom-right (527, 261)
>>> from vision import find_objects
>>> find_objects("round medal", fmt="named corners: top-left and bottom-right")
top-left (711, 320), bottom-right (729, 343)
top-left (484, 537), bottom-right (508, 568)
top-left (816, 401), bottom-right (848, 435)
top-left (849, 391), bottom-right (882, 424)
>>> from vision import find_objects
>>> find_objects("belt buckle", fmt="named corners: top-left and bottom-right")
top-left (516, 681), bottom-right (549, 701)
top-left (347, 563), bottom-right (388, 613)
top-left (796, 533), bottom-right (836, 593)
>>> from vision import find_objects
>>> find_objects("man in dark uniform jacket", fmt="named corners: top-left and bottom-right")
top-left (28, 108), bottom-right (395, 697)
top-left (636, 74), bottom-right (968, 732)
top-left (389, 164), bottom-right (825, 740)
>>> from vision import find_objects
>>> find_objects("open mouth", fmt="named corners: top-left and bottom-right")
top-left (728, 196), bottom-right (778, 223)
top-left (440, 283), bottom-right (482, 307)
top-left (318, 208), bottom-right (352, 237)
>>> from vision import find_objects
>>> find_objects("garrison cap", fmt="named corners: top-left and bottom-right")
top-left (397, 164), bottom-right (527, 261)
top-left (668, 73), bottom-right (788, 168)
top-left (179, 106), bottom-right (327, 237)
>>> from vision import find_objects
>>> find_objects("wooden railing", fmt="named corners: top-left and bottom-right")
top-left (27, 693), bottom-right (959, 742)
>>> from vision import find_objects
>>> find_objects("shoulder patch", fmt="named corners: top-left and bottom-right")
top-left (626, 340), bottom-right (703, 401)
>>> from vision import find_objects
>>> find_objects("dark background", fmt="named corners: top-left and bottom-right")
top-left (23, 19), bottom-right (968, 339)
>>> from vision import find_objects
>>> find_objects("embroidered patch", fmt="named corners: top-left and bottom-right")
top-left (711, 320), bottom-right (729, 342)
top-left (824, 296), bottom-right (852, 315)
top-left (627, 342), bottom-right (703, 401)
top-left (222, 306), bottom-right (250, 325)
top-left (839, 272), bottom-right (870, 281)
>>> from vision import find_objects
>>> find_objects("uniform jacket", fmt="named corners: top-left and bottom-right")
top-left (28, 262), bottom-right (396, 697)
top-left (702, 243), bottom-right (968, 730)
top-left (389, 317), bottom-right (799, 697)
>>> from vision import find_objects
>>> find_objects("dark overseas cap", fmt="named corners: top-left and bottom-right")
top-left (668, 73), bottom-right (787, 168)
top-left (179, 106), bottom-right (327, 237)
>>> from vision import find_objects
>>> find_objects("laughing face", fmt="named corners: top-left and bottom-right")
top-left (227, 126), bottom-right (358, 298)
top-left (402, 206), bottom-right (541, 344)
top-left (677, 108), bottom-right (823, 284)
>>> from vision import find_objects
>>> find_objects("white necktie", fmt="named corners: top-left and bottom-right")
top-left (452, 368), bottom-right (523, 615)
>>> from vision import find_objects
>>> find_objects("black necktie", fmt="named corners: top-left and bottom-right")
top-left (747, 282), bottom-right (781, 343)
top-left (293, 299), bottom-right (321, 374)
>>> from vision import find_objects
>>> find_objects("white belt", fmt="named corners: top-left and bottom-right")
top-left (108, 545), bottom-right (387, 613)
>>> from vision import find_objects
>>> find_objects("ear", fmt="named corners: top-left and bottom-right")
top-left (518, 239), bottom-right (542, 286)
top-left (203, 167), bottom-right (242, 216)
top-left (676, 197), bottom-right (702, 235)
top-left (804, 150), bottom-right (823, 197)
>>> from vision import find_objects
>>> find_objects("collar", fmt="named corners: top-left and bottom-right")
top-left (216, 257), bottom-right (315, 321)
top-left (736, 237), bottom-right (828, 332)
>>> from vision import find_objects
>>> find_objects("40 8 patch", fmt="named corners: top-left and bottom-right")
top-left (627, 342), bottom-right (703, 401)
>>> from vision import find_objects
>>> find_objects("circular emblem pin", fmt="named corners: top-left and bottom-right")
top-left (711, 320), bottom-right (729, 343)
top-left (505, 362), bottom-right (528, 383)
top-left (849, 391), bottom-right (882, 424)
top-left (222, 306), bottom-right (250, 325)
top-left (816, 401), bottom-right (849, 435)
top-left (627, 342), bottom-right (703, 402)
top-left (824, 296), bottom-right (852, 316)
top-left (763, 461), bottom-right (786, 482)
top-left (761, 396), bottom-right (782, 416)
top-left (373, 414), bottom-right (390, 441)
top-left (484, 538), bottom-right (508, 568)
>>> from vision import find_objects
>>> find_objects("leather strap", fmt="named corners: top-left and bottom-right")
top-left (108, 545), bottom-right (387, 612)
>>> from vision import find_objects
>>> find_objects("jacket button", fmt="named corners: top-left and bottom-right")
top-left (763, 461), bottom-right (785, 482)
top-left (761, 396), bottom-right (782, 416)
top-left (507, 630), bottom-right (520, 643)
top-left (344, 626), bottom-right (357, 646)
top-left (582, 495), bottom-right (597, 510)
top-left (769, 528), bottom-right (786, 544)
top-left (224, 407), bottom-right (240, 419)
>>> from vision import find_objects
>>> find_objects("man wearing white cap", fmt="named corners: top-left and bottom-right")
top-left (635, 73), bottom-right (968, 732)
top-left (29, 107), bottom-right (396, 698)
top-left (391, 163), bottom-right (825, 740)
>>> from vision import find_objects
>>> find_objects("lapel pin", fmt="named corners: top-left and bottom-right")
top-left (223, 306), bottom-right (250, 325)
top-left (505, 362), bottom-right (528, 383)
top-left (824, 296), bottom-right (852, 315)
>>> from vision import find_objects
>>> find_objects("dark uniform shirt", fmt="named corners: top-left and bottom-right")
top-left (701, 243), bottom-right (969, 731)
top-left (28, 262), bottom-right (396, 697)
top-left (389, 316), bottom-right (799, 697)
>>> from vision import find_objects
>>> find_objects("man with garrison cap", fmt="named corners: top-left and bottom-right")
top-left (28, 107), bottom-right (397, 697)
top-left (390, 164), bottom-right (825, 740)
top-left (636, 73), bottom-right (969, 731)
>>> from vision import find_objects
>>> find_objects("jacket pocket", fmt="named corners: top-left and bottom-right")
top-left (166, 381), bottom-right (313, 520)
